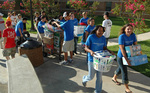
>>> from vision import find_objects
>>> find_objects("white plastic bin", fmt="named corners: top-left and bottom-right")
top-left (93, 50), bottom-right (116, 72)
top-left (74, 26), bottom-right (86, 37)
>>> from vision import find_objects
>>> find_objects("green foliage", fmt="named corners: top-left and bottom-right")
top-left (67, 0), bottom-right (100, 19)
top-left (0, 0), bottom-right (16, 11)
top-left (20, 0), bottom-right (60, 18)
top-left (88, 1), bottom-right (100, 18)
top-left (111, 0), bottom-right (150, 34)
top-left (67, 0), bottom-right (88, 20)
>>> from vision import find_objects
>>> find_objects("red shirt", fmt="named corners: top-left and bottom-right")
top-left (3, 28), bottom-right (16, 48)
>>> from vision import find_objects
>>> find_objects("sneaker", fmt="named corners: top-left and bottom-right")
top-left (68, 59), bottom-right (73, 63)
top-left (82, 76), bottom-right (87, 87)
top-left (59, 60), bottom-right (68, 65)
top-left (82, 81), bottom-right (86, 87)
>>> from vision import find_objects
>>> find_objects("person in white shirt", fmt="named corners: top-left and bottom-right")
top-left (102, 12), bottom-right (112, 46)
top-left (16, 14), bottom-right (22, 23)
top-left (11, 12), bottom-right (17, 28)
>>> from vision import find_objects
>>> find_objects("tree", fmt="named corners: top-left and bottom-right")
top-left (20, 0), bottom-right (60, 18)
top-left (0, 0), bottom-right (16, 11)
top-left (67, 0), bottom-right (100, 20)
top-left (111, 0), bottom-right (150, 34)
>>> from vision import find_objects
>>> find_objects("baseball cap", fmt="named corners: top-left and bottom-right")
top-left (0, 13), bottom-right (4, 16)
top-left (63, 12), bottom-right (68, 17)
top-left (6, 21), bottom-right (11, 26)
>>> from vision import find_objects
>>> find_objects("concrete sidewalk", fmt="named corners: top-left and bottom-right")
top-left (0, 32), bottom-right (150, 93)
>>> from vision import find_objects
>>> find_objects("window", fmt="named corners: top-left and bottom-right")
top-left (106, 2), bottom-right (112, 11)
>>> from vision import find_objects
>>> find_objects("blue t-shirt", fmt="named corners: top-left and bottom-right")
top-left (15, 21), bottom-right (23, 36)
top-left (79, 17), bottom-right (89, 25)
top-left (85, 34), bottom-right (106, 62)
top-left (59, 19), bottom-right (65, 23)
top-left (117, 33), bottom-right (137, 58)
top-left (38, 21), bottom-right (45, 33)
top-left (72, 18), bottom-right (78, 26)
top-left (61, 20), bottom-right (74, 41)
top-left (85, 25), bottom-right (95, 34)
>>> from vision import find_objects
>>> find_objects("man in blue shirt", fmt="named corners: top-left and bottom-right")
top-left (37, 16), bottom-right (46, 42)
top-left (53, 12), bottom-right (74, 65)
top-left (15, 17), bottom-right (27, 40)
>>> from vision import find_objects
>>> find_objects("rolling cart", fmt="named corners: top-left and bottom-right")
top-left (35, 24), bottom-right (64, 60)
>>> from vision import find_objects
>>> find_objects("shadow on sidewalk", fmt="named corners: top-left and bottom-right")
top-left (129, 84), bottom-right (150, 93)
top-left (34, 57), bottom-right (91, 93)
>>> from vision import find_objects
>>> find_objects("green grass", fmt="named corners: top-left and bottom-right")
top-left (108, 39), bottom-right (150, 77)
top-left (3, 17), bottom-right (37, 34)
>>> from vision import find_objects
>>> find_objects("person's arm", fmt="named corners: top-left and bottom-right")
top-left (134, 41), bottom-right (137, 45)
top-left (84, 35), bottom-right (94, 56)
top-left (19, 28), bottom-right (23, 37)
top-left (3, 37), bottom-right (7, 49)
top-left (85, 31), bottom-right (89, 41)
top-left (120, 45), bottom-right (131, 66)
top-left (52, 22), bottom-right (61, 28)
top-left (85, 45), bottom-right (95, 56)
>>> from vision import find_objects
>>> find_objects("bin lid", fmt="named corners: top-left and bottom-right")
top-left (20, 39), bottom-right (42, 49)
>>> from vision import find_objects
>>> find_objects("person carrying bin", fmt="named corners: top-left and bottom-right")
top-left (82, 25), bottom-right (115, 93)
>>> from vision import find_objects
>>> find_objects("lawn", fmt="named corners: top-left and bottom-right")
top-left (108, 39), bottom-right (150, 77)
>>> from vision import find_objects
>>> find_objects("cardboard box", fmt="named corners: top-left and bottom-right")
top-left (122, 55), bottom-right (148, 66)
top-left (43, 36), bottom-right (53, 45)
top-left (125, 45), bottom-right (142, 57)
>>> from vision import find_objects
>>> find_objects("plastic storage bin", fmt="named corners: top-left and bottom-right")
top-left (93, 50), bottom-right (116, 72)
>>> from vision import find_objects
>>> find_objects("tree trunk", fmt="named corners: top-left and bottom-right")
top-left (15, 0), bottom-right (22, 13)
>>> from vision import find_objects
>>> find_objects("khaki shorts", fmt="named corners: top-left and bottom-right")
top-left (3, 47), bottom-right (16, 57)
top-left (62, 39), bottom-right (74, 52)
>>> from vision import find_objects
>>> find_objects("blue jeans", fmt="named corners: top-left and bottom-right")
top-left (106, 38), bottom-right (109, 46)
top-left (73, 37), bottom-right (78, 53)
top-left (115, 56), bottom-right (129, 84)
top-left (83, 62), bottom-right (103, 93)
